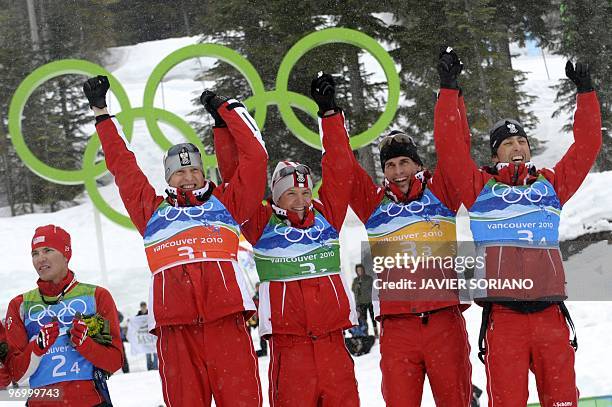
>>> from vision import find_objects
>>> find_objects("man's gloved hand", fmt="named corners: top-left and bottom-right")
top-left (565, 61), bottom-right (593, 93)
top-left (200, 90), bottom-right (228, 127)
top-left (438, 46), bottom-right (463, 90)
top-left (310, 72), bottom-right (337, 114)
top-left (33, 320), bottom-right (59, 356)
top-left (83, 75), bottom-right (110, 109)
top-left (70, 318), bottom-right (89, 348)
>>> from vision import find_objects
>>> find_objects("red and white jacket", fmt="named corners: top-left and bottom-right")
top-left (4, 271), bottom-right (123, 406)
top-left (434, 88), bottom-right (602, 312)
top-left (0, 322), bottom-right (13, 389)
top-left (95, 100), bottom-right (268, 330)
top-left (215, 111), bottom-right (358, 337)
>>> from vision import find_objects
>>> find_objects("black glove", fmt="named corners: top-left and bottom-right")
top-left (438, 46), bottom-right (463, 90)
top-left (83, 75), bottom-right (110, 109)
top-left (310, 72), bottom-right (337, 113)
top-left (565, 61), bottom-right (593, 93)
top-left (200, 90), bottom-right (228, 127)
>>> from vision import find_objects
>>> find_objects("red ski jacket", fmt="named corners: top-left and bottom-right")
top-left (4, 271), bottom-right (123, 406)
top-left (95, 100), bottom-right (268, 329)
top-left (215, 111), bottom-right (357, 337)
top-left (434, 88), bottom-right (602, 311)
top-left (0, 322), bottom-right (13, 389)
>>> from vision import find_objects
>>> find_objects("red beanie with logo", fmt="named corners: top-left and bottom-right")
top-left (31, 225), bottom-right (72, 262)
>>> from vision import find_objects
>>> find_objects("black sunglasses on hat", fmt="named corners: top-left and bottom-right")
top-left (273, 164), bottom-right (312, 184)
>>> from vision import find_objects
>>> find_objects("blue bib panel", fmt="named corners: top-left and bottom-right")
top-left (23, 288), bottom-right (96, 388)
top-left (253, 210), bottom-right (341, 282)
top-left (469, 176), bottom-right (561, 248)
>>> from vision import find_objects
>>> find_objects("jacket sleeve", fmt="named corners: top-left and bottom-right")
top-left (347, 138), bottom-right (385, 224)
top-left (215, 101), bottom-right (268, 224)
top-left (4, 296), bottom-right (43, 383)
top-left (0, 323), bottom-right (12, 388)
top-left (239, 203), bottom-right (273, 245)
top-left (546, 91), bottom-right (602, 205)
top-left (75, 287), bottom-right (123, 374)
top-left (213, 125), bottom-right (239, 183)
top-left (95, 116), bottom-right (164, 235)
top-left (433, 88), bottom-right (486, 209)
top-left (317, 111), bottom-right (355, 231)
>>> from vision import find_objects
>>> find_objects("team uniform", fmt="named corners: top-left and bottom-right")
top-left (5, 270), bottom-right (123, 406)
top-left (434, 87), bottom-right (602, 406)
top-left (348, 96), bottom-right (473, 407)
top-left (94, 99), bottom-right (267, 406)
top-left (215, 110), bottom-right (359, 406)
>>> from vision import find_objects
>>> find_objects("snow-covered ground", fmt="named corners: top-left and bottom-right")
top-left (0, 36), bottom-right (610, 406)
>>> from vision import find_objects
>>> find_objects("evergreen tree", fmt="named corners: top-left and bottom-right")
top-left (0, 0), bottom-right (116, 213)
top-left (552, 0), bottom-right (611, 170)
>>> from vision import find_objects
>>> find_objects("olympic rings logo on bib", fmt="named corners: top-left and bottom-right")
top-left (381, 194), bottom-right (431, 217)
top-left (273, 216), bottom-right (326, 243)
top-left (158, 202), bottom-right (215, 221)
top-left (8, 28), bottom-right (400, 229)
top-left (28, 299), bottom-right (88, 327)
top-left (491, 181), bottom-right (549, 204)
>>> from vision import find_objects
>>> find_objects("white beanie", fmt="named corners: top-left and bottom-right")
top-left (271, 161), bottom-right (314, 204)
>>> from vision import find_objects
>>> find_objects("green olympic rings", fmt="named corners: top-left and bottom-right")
top-left (8, 59), bottom-right (133, 184)
top-left (8, 28), bottom-right (400, 229)
top-left (276, 28), bottom-right (400, 149)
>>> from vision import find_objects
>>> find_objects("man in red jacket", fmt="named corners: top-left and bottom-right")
top-left (214, 73), bottom-right (359, 406)
top-left (4, 225), bottom-right (123, 406)
top-left (434, 48), bottom-right (601, 407)
top-left (83, 76), bottom-right (267, 406)
top-left (348, 82), bottom-right (472, 404)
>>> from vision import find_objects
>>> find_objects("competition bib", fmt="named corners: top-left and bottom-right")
top-left (143, 197), bottom-right (241, 274)
top-left (253, 210), bottom-right (341, 282)
top-left (469, 176), bottom-right (561, 247)
top-left (23, 285), bottom-right (96, 388)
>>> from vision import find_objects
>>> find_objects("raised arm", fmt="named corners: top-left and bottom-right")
top-left (201, 91), bottom-right (268, 224)
top-left (309, 73), bottom-right (355, 231)
top-left (547, 62), bottom-right (602, 205)
top-left (433, 48), bottom-right (484, 209)
top-left (83, 76), bottom-right (162, 235)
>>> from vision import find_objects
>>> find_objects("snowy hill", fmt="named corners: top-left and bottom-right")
top-left (0, 36), bottom-right (610, 406)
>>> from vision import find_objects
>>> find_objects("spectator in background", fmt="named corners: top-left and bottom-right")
top-left (136, 302), bottom-right (158, 370)
top-left (250, 283), bottom-right (267, 357)
top-left (351, 264), bottom-right (377, 337)
top-left (117, 311), bottom-right (130, 373)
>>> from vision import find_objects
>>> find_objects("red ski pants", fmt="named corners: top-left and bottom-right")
top-left (380, 306), bottom-right (472, 407)
top-left (268, 330), bottom-right (359, 407)
top-left (156, 312), bottom-right (262, 407)
top-left (484, 305), bottom-right (578, 407)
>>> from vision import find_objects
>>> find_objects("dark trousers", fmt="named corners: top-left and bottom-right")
top-left (357, 303), bottom-right (376, 331)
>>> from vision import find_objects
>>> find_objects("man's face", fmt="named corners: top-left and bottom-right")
top-left (383, 156), bottom-right (421, 194)
top-left (31, 247), bottom-right (68, 284)
top-left (168, 167), bottom-right (205, 190)
top-left (493, 136), bottom-right (531, 165)
top-left (356, 266), bottom-right (365, 276)
top-left (277, 187), bottom-right (312, 220)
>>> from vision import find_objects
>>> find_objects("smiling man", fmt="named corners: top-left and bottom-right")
top-left (348, 65), bottom-right (472, 404)
top-left (83, 76), bottom-right (267, 406)
top-left (434, 48), bottom-right (602, 407)
top-left (4, 225), bottom-right (123, 406)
